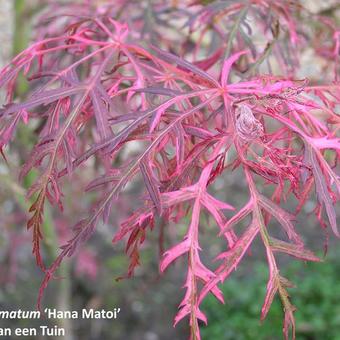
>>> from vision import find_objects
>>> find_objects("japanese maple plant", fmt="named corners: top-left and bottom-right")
top-left (0, 0), bottom-right (339, 339)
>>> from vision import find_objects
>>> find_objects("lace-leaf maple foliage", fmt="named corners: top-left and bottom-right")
top-left (0, 1), bottom-right (339, 339)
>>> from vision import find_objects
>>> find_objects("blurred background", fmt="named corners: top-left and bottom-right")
top-left (0, 1), bottom-right (339, 339)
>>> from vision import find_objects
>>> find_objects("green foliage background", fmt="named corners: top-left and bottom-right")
top-left (201, 248), bottom-right (340, 340)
